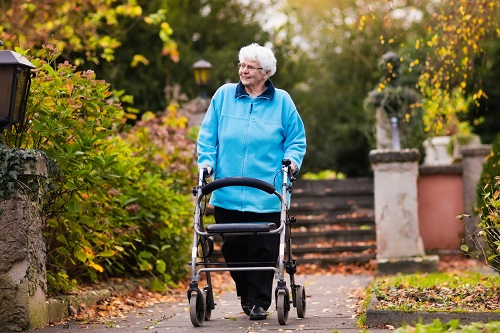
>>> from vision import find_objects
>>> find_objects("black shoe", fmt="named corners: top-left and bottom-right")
top-left (241, 300), bottom-right (251, 316)
top-left (249, 306), bottom-right (267, 320)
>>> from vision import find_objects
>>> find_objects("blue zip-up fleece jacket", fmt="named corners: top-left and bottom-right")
top-left (197, 80), bottom-right (307, 213)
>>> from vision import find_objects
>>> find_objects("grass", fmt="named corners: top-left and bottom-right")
top-left (369, 271), bottom-right (500, 312)
top-left (356, 267), bottom-right (500, 332)
top-left (394, 319), bottom-right (500, 332)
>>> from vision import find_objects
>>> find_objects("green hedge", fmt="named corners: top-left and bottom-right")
top-left (4, 47), bottom-right (197, 295)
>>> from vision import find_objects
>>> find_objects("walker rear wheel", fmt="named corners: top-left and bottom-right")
top-left (189, 291), bottom-right (206, 327)
top-left (276, 290), bottom-right (289, 325)
top-left (295, 285), bottom-right (306, 318)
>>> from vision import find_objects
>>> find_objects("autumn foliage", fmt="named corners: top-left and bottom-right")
top-left (4, 46), bottom-right (197, 295)
top-left (0, 0), bottom-right (179, 65)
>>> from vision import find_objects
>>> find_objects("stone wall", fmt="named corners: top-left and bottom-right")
top-left (0, 151), bottom-right (48, 331)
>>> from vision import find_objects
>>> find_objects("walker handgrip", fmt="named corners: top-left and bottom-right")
top-left (201, 177), bottom-right (276, 195)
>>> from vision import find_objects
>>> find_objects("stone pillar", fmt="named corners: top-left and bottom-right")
top-left (0, 150), bottom-right (48, 331)
top-left (369, 149), bottom-right (439, 274)
top-left (461, 144), bottom-right (492, 244)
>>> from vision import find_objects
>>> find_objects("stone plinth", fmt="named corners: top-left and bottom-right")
top-left (369, 149), bottom-right (438, 274)
top-left (0, 149), bottom-right (48, 331)
top-left (461, 144), bottom-right (492, 246)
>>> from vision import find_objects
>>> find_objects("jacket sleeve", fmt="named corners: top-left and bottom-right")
top-left (283, 110), bottom-right (307, 174)
top-left (197, 100), bottom-right (218, 170)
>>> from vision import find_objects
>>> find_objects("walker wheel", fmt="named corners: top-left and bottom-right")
top-left (276, 290), bottom-right (289, 325)
top-left (202, 288), bottom-right (212, 321)
top-left (295, 285), bottom-right (306, 318)
top-left (189, 290), bottom-right (206, 327)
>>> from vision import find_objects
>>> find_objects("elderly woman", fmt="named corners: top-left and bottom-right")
top-left (197, 43), bottom-right (306, 320)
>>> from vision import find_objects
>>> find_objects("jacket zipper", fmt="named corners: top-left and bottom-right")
top-left (240, 101), bottom-right (254, 209)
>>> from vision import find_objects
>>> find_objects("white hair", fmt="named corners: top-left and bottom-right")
top-left (238, 43), bottom-right (277, 76)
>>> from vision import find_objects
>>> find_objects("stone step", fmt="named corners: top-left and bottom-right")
top-left (293, 253), bottom-right (376, 265)
top-left (200, 178), bottom-right (377, 266)
top-left (206, 240), bottom-right (376, 266)
top-left (291, 228), bottom-right (375, 244)
top-left (291, 214), bottom-right (375, 227)
top-left (291, 178), bottom-right (374, 197)
top-left (291, 196), bottom-right (374, 211)
top-left (291, 243), bottom-right (376, 255)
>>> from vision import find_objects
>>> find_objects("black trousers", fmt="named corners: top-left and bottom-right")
top-left (214, 206), bottom-right (280, 310)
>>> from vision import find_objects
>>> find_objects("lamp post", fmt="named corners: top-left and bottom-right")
top-left (0, 44), bottom-right (36, 138)
top-left (192, 59), bottom-right (212, 99)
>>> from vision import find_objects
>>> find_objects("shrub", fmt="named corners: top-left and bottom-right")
top-left (461, 133), bottom-right (500, 272)
top-left (5, 46), bottom-right (196, 294)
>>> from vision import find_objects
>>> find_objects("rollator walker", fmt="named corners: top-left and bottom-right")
top-left (187, 159), bottom-right (306, 326)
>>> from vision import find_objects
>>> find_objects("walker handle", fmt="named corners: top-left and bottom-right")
top-left (201, 177), bottom-right (276, 196)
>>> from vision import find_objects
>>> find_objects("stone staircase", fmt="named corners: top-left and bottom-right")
top-left (289, 178), bottom-right (376, 266)
top-left (203, 178), bottom-right (376, 266)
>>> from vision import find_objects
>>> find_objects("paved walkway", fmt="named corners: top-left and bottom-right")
top-left (34, 274), bottom-right (390, 333)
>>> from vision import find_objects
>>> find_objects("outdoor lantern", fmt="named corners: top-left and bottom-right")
top-left (0, 49), bottom-right (36, 133)
top-left (192, 59), bottom-right (212, 98)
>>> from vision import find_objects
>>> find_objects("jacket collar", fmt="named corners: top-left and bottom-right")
top-left (235, 80), bottom-right (275, 99)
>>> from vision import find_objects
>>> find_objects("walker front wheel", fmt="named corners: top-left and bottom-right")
top-left (276, 290), bottom-right (289, 325)
top-left (189, 291), bottom-right (206, 327)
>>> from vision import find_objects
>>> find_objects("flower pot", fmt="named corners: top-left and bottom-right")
top-left (423, 136), bottom-right (452, 166)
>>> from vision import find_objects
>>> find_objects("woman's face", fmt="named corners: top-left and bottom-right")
top-left (238, 59), bottom-right (266, 88)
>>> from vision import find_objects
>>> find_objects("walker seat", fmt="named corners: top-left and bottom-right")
top-left (206, 222), bottom-right (277, 234)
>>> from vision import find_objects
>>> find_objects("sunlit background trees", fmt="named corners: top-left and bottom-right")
top-left (2, 0), bottom-right (499, 176)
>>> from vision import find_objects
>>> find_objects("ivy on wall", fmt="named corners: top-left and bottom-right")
top-left (0, 145), bottom-right (57, 201)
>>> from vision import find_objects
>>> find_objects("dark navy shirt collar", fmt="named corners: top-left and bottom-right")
top-left (236, 80), bottom-right (275, 99)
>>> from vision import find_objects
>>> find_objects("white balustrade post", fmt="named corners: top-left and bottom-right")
top-left (369, 149), bottom-right (439, 274)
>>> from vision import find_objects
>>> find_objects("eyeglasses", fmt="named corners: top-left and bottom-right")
top-left (237, 63), bottom-right (263, 72)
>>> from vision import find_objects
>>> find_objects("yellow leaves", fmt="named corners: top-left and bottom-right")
top-left (160, 22), bottom-right (173, 35)
top-left (98, 249), bottom-right (117, 257)
top-left (141, 111), bottom-right (156, 122)
top-left (87, 262), bottom-right (104, 272)
top-left (427, 34), bottom-right (439, 47)
top-left (162, 42), bottom-right (180, 62)
top-left (415, 39), bottom-right (420, 50)
top-left (116, 4), bottom-right (142, 17)
top-left (131, 54), bottom-right (149, 67)
top-left (472, 89), bottom-right (487, 101)
top-left (358, 14), bottom-right (366, 31)
top-left (145, 9), bottom-right (167, 25)
top-left (43, 97), bottom-right (56, 107)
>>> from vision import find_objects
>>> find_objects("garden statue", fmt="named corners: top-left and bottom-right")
top-left (364, 51), bottom-right (424, 151)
